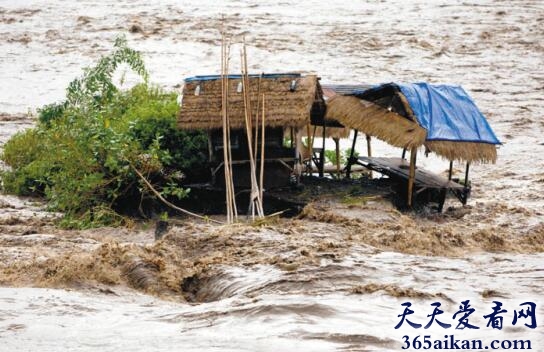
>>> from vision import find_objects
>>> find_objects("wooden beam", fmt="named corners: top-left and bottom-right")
top-left (294, 127), bottom-right (302, 181)
top-left (346, 130), bottom-right (358, 179)
top-left (464, 162), bottom-right (470, 187)
top-left (334, 137), bottom-right (340, 177)
top-left (366, 134), bottom-right (372, 178)
top-left (407, 147), bottom-right (417, 207)
top-left (319, 122), bottom-right (326, 178)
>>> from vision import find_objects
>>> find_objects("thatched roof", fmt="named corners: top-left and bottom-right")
top-left (325, 95), bottom-right (427, 148)
top-left (425, 141), bottom-right (497, 163)
top-left (178, 74), bottom-right (322, 130)
top-left (327, 83), bottom-right (499, 163)
top-left (321, 84), bottom-right (373, 99)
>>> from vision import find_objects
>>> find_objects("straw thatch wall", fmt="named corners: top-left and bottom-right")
top-left (325, 95), bottom-right (427, 149)
top-left (178, 75), bottom-right (320, 130)
top-left (425, 141), bottom-right (497, 164)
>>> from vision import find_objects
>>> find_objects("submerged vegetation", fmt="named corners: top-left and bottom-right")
top-left (0, 36), bottom-right (208, 228)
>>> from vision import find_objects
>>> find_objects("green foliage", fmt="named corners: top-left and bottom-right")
top-left (66, 36), bottom-right (148, 109)
top-left (344, 147), bottom-right (359, 161)
top-left (283, 137), bottom-right (292, 148)
top-left (325, 148), bottom-right (359, 166)
top-left (1, 37), bottom-right (207, 229)
top-left (324, 149), bottom-right (341, 166)
top-left (38, 102), bottom-right (67, 126)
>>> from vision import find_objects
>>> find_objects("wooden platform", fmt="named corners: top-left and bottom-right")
top-left (355, 156), bottom-right (469, 210)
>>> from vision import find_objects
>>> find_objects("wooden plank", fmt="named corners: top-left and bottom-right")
top-left (357, 156), bottom-right (465, 190)
top-left (407, 147), bottom-right (417, 207)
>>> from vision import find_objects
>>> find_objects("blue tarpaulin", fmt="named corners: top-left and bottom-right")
top-left (357, 82), bottom-right (501, 145)
top-left (184, 73), bottom-right (301, 82)
top-left (397, 83), bottom-right (500, 145)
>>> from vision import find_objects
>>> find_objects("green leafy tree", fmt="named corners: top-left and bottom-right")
top-left (1, 36), bottom-right (207, 228)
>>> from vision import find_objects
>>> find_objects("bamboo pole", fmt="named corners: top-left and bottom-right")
top-left (240, 42), bottom-right (263, 218)
top-left (407, 147), bottom-right (417, 207)
top-left (221, 35), bottom-right (237, 222)
top-left (227, 42), bottom-right (237, 219)
top-left (253, 73), bottom-right (263, 161)
top-left (221, 34), bottom-right (231, 223)
top-left (259, 94), bottom-right (266, 202)
top-left (226, 43), bottom-right (237, 221)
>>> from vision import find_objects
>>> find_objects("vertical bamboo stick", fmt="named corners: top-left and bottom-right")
top-left (225, 42), bottom-right (237, 220)
top-left (253, 73), bottom-right (262, 162)
top-left (240, 42), bottom-right (263, 218)
top-left (220, 34), bottom-right (230, 222)
top-left (221, 34), bottom-right (236, 222)
top-left (259, 94), bottom-right (265, 202)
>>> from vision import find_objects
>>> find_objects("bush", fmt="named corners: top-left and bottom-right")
top-left (0, 36), bottom-right (208, 228)
top-left (324, 148), bottom-right (359, 166)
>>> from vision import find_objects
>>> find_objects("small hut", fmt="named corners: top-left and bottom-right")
top-left (178, 73), bottom-right (326, 189)
top-left (326, 82), bottom-right (501, 210)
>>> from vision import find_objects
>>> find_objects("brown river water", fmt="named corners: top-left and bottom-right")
top-left (0, 0), bottom-right (543, 350)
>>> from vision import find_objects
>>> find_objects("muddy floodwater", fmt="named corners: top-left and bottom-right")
top-left (0, 0), bottom-right (543, 351)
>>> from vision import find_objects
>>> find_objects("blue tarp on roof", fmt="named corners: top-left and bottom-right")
top-left (397, 83), bottom-right (500, 145)
top-left (356, 82), bottom-right (501, 145)
top-left (184, 73), bottom-right (301, 82)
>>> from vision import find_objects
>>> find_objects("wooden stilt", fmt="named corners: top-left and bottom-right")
top-left (346, 130), bottom-right (358, 179)
top-left (448, 160), bottom-right (453, 180)
top-left (407, 147), bottom-right (417, 207)
top-left (334, 137), bottom-right (340, 178)
top-left (310, 125), bottom-right (317, 175)
top-left (366, 134), bottom-right (372, 178)
top-left (304, 124), bottom-right (312, 175)
top-left (294, 128), bottom-right (302, 182)
top-left (306, 125), bottom-right (312, 152)
top-left (464, 162), bottom-right (470, 187)
top-left (319, 122), bottom-right (326, 178)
